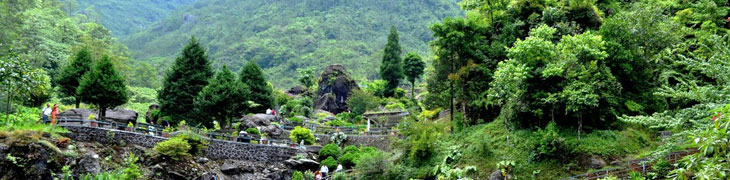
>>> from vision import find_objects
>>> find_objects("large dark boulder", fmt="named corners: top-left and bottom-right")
top-left (286, 85), bottom-right (308, 96)
top-left (58, 108), bottom-right (138, 125)
top-left (314, 64), bottom-right (359, 114)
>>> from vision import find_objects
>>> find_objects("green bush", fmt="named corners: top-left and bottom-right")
top-left (321, 156), bottom-right (338, 170)
top-left (332, 172), bottom-right (347, 180)
top-left (289, 116), bottom-right (304, 124)
top-left (530, 122), bottom-right (570, 161)
top-left (339, 152), bottom-right (359, 168)
top-left (292, 170), bottom-right (303, 180)
top-left (303, 170), bottom-right (315, 180)
top-left (120, 153), bottom-right (142, 180)
top-left (343, 145), bottom-right (360, 154)
top-left (153, 138), bottom-right (191, 160)
top-left (319, 143), bottom-right (341, 160)
top-left (289, 126), bottom-right (315, 145)
top-left (325, 119), bottom-right (353, 127)
top-left (346, 90), bottom-right (380, 115)
top-left (353, 151), bottom-right (389, 180)
top-left (246, 128), bottom-right (260, 135)
top-left (173, 133), bottom-right (208, 156)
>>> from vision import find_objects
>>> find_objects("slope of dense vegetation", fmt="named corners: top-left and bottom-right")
top-left (122, 0), bottom-right (463, 87)
top-left (68, 0), bottom-right (197, 37)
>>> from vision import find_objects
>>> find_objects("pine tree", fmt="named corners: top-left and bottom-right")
top-left (158, 37), bottom-right (214, 123)
top-left (379, 26), bottom-right (404, 97)
top-left (403, 52), bottom-right (425, 99)
top-left (194, 66), bottom-right (250, 128)
top-left (58, 47), bottom-right (93, 108)
top-left (240, 61), bottom-right (274, 113)
top-left (77, 55), bottom-right (129, 120)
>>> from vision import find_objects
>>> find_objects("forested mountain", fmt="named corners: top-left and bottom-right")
top-left (122, 0), bottom-right (463, 87)
top-left (67, 0), bottom-right (197, 37)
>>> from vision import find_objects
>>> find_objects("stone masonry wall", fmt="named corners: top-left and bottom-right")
top-left (61, 125), bottom-right (297, 162)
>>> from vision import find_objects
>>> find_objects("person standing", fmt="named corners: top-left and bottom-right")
top-left (41, 104), bottom-right (51, 124)
top-left (320, 164), bottom-right (329, 178)
top-left (50, 104), bottom-right (58, 125)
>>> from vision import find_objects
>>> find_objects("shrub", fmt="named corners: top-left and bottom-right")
top-left (153, 138), bottom-right (191, 160)
top-left (289, 116), bottom-right (304, 124)
top-left (292, 170), bottom-right (303, 180)
top-left (332, 172), bottom-right (347, 180)
top-left (530, 122), bottom-right (570, 161)
top-left (418, 108), bottom-right (442, 120)
top-left (319, 143), bottom-right (341, 160)
top-left (339, 152), bottom-right (359, 168)
top-left (321, 156), bottom-right (338, 170)
top-left (330, 132), bottom-right (347, 147)
top-left (173, 133), bottom-right (208, 156)
top-left (346, 90), bottom-right (380, 115)
top-left (343, 145), bottom-right (360, 154)
top-left (303, 170), bottom-right (315, 180)
top-left (290, 126), bottom-right (315, 145)
top-left (325, 119), bottom-right (352, 127)
top-left (353, 151), bottom-right (390, 180)
top-left (120, 153), bottom-right (142, 180)
top-left (246, 128), bottom-right (260, 135)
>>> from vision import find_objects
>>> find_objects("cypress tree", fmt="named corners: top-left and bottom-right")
top-left (58, 47), bottom-right (93, 108)
top-left (194, 66), bottom-right (250, 128)
top-left (77, 55), bottom-right (129, 120)
top-left (158, 37), bottom-right (214, 123)
top-left (240, 61), bottom-right (274, 113)
top-left (379, 26), bottom-right (404, 97)
top-left (403, 52), bottom-right (425, 99)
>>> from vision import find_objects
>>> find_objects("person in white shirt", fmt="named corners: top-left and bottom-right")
top-left (335, 164), bottom-right (343, 173)
top-left (41, 104), bottom-right (52, 124)
top-left (320, 165), bottom-right (329, 177)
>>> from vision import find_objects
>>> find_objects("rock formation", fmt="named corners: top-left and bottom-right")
top-left (238, 114), bottom-right (283, 137)
top-left (313, 64), bottom-right (360, 114)
top-left (57, 108), bottom-right (138, 125)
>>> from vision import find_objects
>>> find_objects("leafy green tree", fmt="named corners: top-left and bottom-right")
top-left (158, 37), bottom-right (214, 123)
top-left (194, 66), bottom-right (250, 128)
top-left (402, 52), bottom-right (425, 99)
top-left (297, 68), bottom-right (316, 89)
top-left (240, 61), bottom-right (274, 113)
top-left (1, 51), bottom-right (51, 121)
top-left (58, 47), bottom-right (93, 108)
top-left (379, 26), bottom-right (404, 97)
top-left (77, 55), bottom-right (129, 120)
top-left (346, 90), bottom-right (379, 115)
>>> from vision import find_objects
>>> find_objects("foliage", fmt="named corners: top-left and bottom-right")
top-left (290, 126), bottom-right (315, 145)
top-left (330, 132), bottom-right (348, 147)
top-left (332, 172), bottom-right (347, 180)
top-left (77, 55), bottom-right (129, 119)
top-left (122, 0), bottom-right (462, 88)
top-left (153, 137), bottom-right (191, 160)
top-left (325, 120), bottom-right (353, 127)
top-left (321, 156), bottom-right (338, 170)
top-left (401, 119), bottom-right (443, 164)
top-left (246, 128), bottom-right (260, 135)
top-left (319, 143), bottom-right (341, 160)
top-left (418, 108), bottom-right (442, 120)
top-left (303, 170), bottom-right (315, 180)
top-left (297, 68), bottom-right (316, 89)
top-left (194, 66), bottom-right (250, 127)
top-left (339, 152), bottom-right (359, 168)
top-left (352, 150), bottom-right (393, 180)
top-left (58, 47), bottom-right (93, 108)
top-left (289, 116), bottom-right (304, 124)
top-left (403, 52), bottom-right (425, 98)
top-left (72, 0), bottom-right (195, 36)
top-left (343, 145), bottom-right (360, 155)
top-left (240, 61), bottom-right (274, 113)
top-left (292, 170), bottom-right (303, 180)
top-left (120, 153), bottom-right (142, 180)
top-left (173, 132), bottom-right (209, 156)
top-left (380, 26), bottom-right (405, 97)
top-left (0, 106), bottom-right (69, 136)
top-left (158, 37), bottom-right (214, 124)
top-left (362, 79), bottom-right (388, 98)
top-left (346, 90), bottom-right (380, 115)
top-left (1, 52), bottom-right (52, 118)
top-left (669, 105), bottom-right (730, 179)
top-left (530, 122), bottom-right (569, 161)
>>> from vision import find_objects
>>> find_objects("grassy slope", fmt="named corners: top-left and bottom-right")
top-left (423, 119), bottom-right (658, 179)
top-left (122, 0), bottom-right (463, 88)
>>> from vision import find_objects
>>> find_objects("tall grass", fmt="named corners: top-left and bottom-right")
top-left (0, 105), bottom-right (68, 137)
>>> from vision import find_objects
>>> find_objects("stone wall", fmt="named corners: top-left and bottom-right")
top-left (61, 125), bottom-right (297, 162)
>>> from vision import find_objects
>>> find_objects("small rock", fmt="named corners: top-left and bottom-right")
top-left (221, 162), bottom-right (241, 175)
top-left (580, 155), bottom-right (608, 169)
top-left (196, 157), bottom-right (209, 164)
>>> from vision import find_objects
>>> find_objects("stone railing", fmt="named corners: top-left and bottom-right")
top-left (59, 124), bottom-right (298, 162)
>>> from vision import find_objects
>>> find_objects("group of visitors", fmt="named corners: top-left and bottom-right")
top-left (40, 104), bottom-right (58, 124)
top-left (314, 164), bottom-right (343, 180)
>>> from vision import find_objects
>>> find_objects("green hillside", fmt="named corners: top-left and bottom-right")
top-left (69, 0), bottom-right (197, 37)
top-left (123, 0), bottom-right (463, 88)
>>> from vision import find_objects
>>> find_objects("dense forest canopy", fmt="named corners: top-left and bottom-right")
top-left (67, 0), bottom-right (197, 37)
top-left (119, 0), bottom-right (463, 87)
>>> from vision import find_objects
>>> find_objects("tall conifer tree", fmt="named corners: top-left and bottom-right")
top-left (58, 47), bottom-right (93, 108)
top-left (194, 66), bottom-right (250, 128)
top-left (380, 26), bottom-right (404, 97)
top-left (158, 37), bottom-right (214, 123)
top-left (77, 55), bottom-right (129, 120)
top-left (240, 61), bottom-right (274, 113)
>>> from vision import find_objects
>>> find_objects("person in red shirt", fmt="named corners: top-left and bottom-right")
top-left (50, 104), bottom-right (58, 125)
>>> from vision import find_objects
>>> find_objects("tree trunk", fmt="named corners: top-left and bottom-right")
top-left (75, 96), bottom-right (80, 109)
top-left (578, 114), bottom-right (583, 140)
top-left (5, 91), bottom-right (12, 122)
top-left (100, 107), bottom-right (105, 121)
top-left (411, 81), bottom-right (416, 100)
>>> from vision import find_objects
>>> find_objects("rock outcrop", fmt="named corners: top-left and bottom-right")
top-left (58, 108), bottom-right (138, 125)
top-left (313, 64), bottom-right (360, 114)
top-left (286, 85), bottom-right (308, 96)
top-left (237, 114), bottom-right (283, 137)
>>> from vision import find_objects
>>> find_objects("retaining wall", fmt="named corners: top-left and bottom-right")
top-left (61, 125), bottom-right (297, 162)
